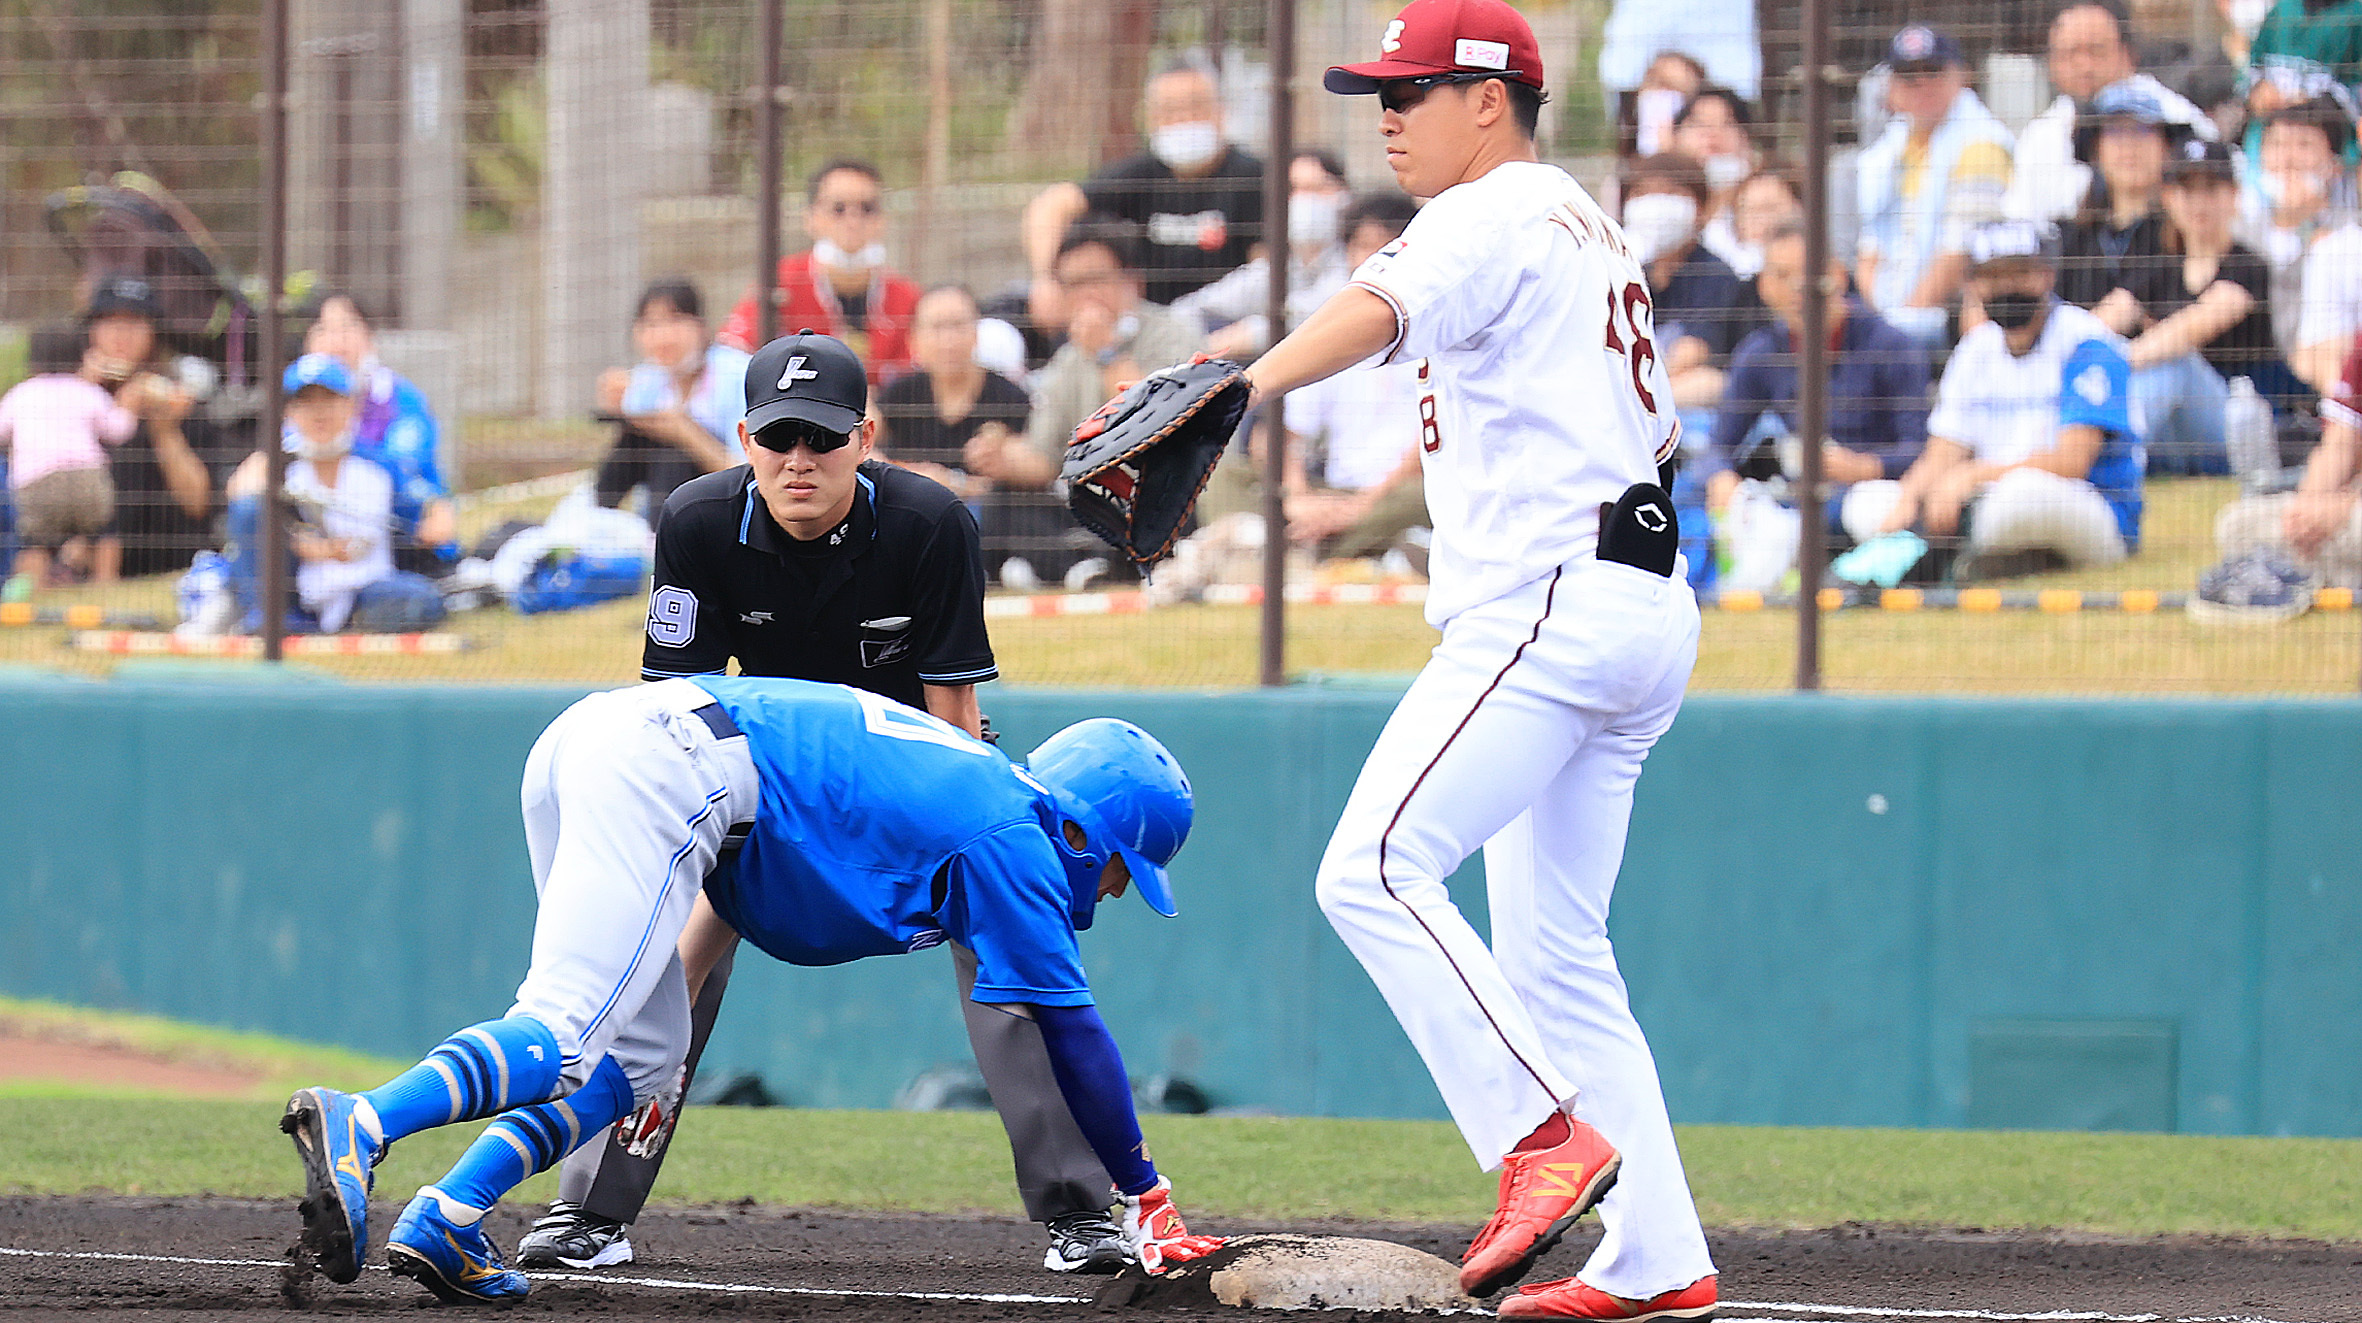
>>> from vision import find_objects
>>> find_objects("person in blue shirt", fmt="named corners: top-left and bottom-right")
top-left (279, 678), bottom-right (1221, 1304)
top-left (1698, 222), bottom-right (1931, 547)
top-left (304, 291), bottom-right (458, 574)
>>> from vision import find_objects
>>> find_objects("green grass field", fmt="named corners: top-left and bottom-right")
top-left (4, 1000), bottom-right (2360, 1242)
top-left (2, 477), bottom-right (2355, 692)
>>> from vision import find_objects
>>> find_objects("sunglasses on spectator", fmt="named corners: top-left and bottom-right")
top-left (820, 199), bottom-right (880, 216)
top-left (1377, 71), bottom-right (1519, 115)
top-left (752, 420), bottom-right (857, 454)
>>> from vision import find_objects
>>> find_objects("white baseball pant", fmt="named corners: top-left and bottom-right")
top-left (511, 680), bottom-right (762, 1101)
top-left (1316, 555), bottom-right (1714, 1301)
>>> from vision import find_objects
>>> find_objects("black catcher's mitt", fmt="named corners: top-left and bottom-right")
top-left (1063, 355), bottom-right (1251, 568)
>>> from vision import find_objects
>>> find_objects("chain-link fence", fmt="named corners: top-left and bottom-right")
top-left (0, 0), bottom-right (2353, 691)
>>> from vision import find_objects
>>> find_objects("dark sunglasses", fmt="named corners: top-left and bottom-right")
top-left (821, 199), bottom-right (880, 217)
top-left (1377, 70), bottom-right (1520, 114)
top-left (753, 420), bottom-right (856, 454)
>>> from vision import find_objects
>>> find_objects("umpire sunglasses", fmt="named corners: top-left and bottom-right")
top-left (751, 419), bottom-right (858, 454)
top-left (1377, 71), bottom-right (1522, 114)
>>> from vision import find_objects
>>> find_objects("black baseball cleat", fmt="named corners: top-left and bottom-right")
top-left (1043, 1209), bottom-right (1131, 1274)
top-left (514, 1200), bottom-right (635, 1270)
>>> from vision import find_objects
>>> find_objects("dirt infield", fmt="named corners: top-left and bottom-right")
top-left (2, 1196), bottom-right (2357, 1320)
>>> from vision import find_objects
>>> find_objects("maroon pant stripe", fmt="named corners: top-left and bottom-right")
top-left (1373, 565), bottom-right (1566, 1110)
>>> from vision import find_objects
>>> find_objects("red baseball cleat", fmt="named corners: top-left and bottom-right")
top-left (1457, 1116), bottom-right (1622, 1297)
top-left (1497, 1273), bottom-right (1719, 1320)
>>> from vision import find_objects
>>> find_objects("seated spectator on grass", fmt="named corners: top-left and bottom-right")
top-left (80, 276), bottom-right (232, 579)
top-left (221, 354), bottom-right (445, 634)
top-left (0, 325), bottom-right (134, 598)
top-left (968, 218), bottom-right (1196, 588)
top-left (1850, 221), bottom-right (2144, 582)
top-left (1174, 148), bottom-right (1355, 359)
top-left (1623, 154), bottom-right (1761, 422)
top-left (2115, 141), bottom-right (2310, 474)
top-left (2199, 333), bottom-right (2362, 614)
top-left (2056, 83), bottom-right (2187, 317)
top-left (872, 285), bottom-right (1030, 500)
top-left (1021, 66), bottom-right (1264, 327)
top-left (1672, 88), bottom-right (1766, 275)
top-left (1856, 26), bottom-right (2014, 348)
top-left (1278, 195), bottom-right (1428, 563)
top-left (2007, 1), bottom-right (2216, 225)
top-left (719, 160), bottom-right (922, 384)
top-left (1698, 224), bottom-right (1931, 571)
top-left (593, 279), bottom-right (750, 523)
top-left (302, 290), bottom-right (456, 575)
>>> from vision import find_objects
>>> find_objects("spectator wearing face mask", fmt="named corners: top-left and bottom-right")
top-left (1021, 66), bottom-right (1266, 331)
top-left (1722, 168), bottom-right (1804, 279)
top-left (1173, 148), bottom-right (1355, 359)
top-left (2006, 1), bottom-right (2216, 226)
top-left (2259, 96), bottom-right (2362, 389)
top-left (215, 354), bottom-right (446, 634)
top-left (1856, 26), bottom-right (2015, 348)
top-left (720, 160), bottom-right (922, 386)
top-left (1672, 88), bottom-right (1765, 275)
top-left (1623, 153), bottom-right (1764, 424)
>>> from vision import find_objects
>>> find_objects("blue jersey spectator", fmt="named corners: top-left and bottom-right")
top-left (1850, 221), bottom-right (2144, 582)
top-left (305, 291), bottom-right (456, 573)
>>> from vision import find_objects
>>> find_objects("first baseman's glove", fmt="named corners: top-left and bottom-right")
top-left (1117, 1177), bottom-right (1225, 1273)
top-left (1063, 355), bottom-right (1251, 569)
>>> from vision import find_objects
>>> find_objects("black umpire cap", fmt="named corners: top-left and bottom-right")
top-left (743, 331), bottom-right (866, 438)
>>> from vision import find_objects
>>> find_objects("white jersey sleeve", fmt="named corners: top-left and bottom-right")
top-left (1348, 188), bottom-right (1521, 365)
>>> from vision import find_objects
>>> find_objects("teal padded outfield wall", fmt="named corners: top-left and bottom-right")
top-left (2, 679), bottom-right (2359, 1136)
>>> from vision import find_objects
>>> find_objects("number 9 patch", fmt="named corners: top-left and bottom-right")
top-left (647, 585), bottom-right (698, 648)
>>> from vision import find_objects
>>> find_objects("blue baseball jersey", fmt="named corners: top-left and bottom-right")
top-left (689, 677), bottom-right (1092, 1006)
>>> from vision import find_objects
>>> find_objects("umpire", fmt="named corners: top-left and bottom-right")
top-left (518, 331), bottom-right (1129, 1275)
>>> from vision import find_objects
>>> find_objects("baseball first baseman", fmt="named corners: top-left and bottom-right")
top-left (279, 678), bottom-right (1221, 1304)
top-left (1238, 1), bottom-right (1717, 1318)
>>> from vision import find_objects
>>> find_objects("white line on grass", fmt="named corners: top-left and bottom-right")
top-left (0, 1246), bottom-right (2326, 1322)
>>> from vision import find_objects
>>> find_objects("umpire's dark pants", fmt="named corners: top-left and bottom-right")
top-left (556, 906), bottom-right (1113, 1228)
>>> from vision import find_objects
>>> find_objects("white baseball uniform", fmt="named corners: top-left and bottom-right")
top-left (1315, 160), bottom-right (1714, 1301)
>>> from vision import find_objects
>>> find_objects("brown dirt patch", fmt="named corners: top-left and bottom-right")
top-left (1, 1197), bottom-right (2359, 1321)
top-left (0, 1029), bottom-right (262, 1097)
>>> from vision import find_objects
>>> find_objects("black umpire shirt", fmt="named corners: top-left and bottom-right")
top-left (640, 460), bottom-right (997, 708)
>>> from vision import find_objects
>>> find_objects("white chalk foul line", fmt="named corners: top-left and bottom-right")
top-left (0, 1247), bottom-right (2325, 1322)
top-left (0, 1244), bottom-right (1088, 1305)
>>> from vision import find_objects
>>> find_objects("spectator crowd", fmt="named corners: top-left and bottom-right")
top-left (20, 5), bottom-right (2362, 628)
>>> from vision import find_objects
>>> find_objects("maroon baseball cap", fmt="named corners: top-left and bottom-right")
top-left (1324, 0), bottom-right (1546, 95)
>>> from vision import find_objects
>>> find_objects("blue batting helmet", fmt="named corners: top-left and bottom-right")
top-left (1025, 718), bottom-right (1192, 920)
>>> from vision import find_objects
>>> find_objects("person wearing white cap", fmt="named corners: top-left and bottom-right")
top-left (1853, 220), bottom-right (2146, 580)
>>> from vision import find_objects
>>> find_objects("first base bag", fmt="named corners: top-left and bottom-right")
top-left (1062, 355), bottom-right (1251, 569)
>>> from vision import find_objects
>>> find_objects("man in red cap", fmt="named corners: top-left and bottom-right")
top-left (1241, 2), bottom-right (1720, 1319)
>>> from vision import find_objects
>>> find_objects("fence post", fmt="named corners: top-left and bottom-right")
top-left (1793, 0), bottom-right (1830, 691)
top-left (754, 0), bottom-right (783, 348)
top-left (259, 0), bottom-right (291, 662)
top-left (1260, 0), bottom-right (1296, 688)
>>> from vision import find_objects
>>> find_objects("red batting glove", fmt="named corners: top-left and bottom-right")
top-left (1118, 1177), bottom-right (1224, 1273)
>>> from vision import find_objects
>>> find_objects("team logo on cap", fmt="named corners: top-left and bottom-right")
top-left (2181, 139), bottom-right (2207, 160)
top-left (1895, 26), bottom-right (1936, 59)
top-left (777, 355), bottom-right (820, 388)
top-left (1456, 39), bottom-right (1509, 70)
top-left (1380, 17), bottom-right (1404, 52)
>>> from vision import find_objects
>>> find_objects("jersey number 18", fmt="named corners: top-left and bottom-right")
top-left (1601, 282), bottom-right (1660, 416)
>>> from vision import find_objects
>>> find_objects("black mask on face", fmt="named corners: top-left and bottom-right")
top-left (1984, 290), bottom-right (2047, 331)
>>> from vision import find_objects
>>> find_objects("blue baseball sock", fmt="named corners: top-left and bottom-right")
top-left (433, 1056), bottom-right (636, 1219)
top-left (361, 1016), bottom-right (566, 1145)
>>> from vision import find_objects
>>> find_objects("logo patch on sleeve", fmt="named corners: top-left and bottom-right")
top-left (2074, 362), bottom-right (2114, 407)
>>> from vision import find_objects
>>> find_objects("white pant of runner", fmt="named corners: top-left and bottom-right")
top-left (1315, 555), bottom-right (1714, 1302)
top-left (511, 680), bottom-right (762, 1100)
